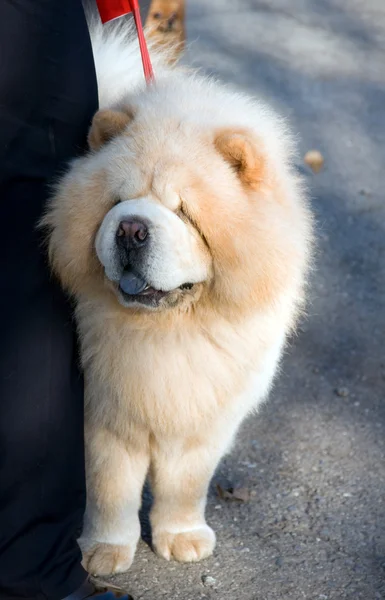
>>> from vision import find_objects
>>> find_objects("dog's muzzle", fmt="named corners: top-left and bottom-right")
top-left (95, 198), bottom-right (210, 308)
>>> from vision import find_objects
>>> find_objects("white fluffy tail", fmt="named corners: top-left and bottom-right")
top-left (84, 8), bottom-right (172, 109)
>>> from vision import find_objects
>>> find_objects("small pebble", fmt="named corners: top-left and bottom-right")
top-left (201, 575), bottom-right (216, 587)
top-left (304, 149), bottom-right (324, 173)
top-left (275, 556), bottom-right (283, 567)
top-left (335, 387), bottom-right (349, 397)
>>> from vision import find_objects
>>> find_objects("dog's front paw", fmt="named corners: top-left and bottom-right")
top-left (81, 542), bottom-right (134, 576)
top-left (152, 525), bottom-right (216, 562)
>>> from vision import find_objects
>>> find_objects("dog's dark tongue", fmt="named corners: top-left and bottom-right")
top-left (119, 271), bottom-right (148, 295)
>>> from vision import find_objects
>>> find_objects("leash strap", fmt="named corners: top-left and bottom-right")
top-left (95, 0), bottom-right (155, 83)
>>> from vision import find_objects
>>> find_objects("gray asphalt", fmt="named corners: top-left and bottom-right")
top-left (113, 2), bottom-right (385, 598)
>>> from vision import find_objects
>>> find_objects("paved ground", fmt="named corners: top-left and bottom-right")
top-left (113, 2), bottom-right (385, 598)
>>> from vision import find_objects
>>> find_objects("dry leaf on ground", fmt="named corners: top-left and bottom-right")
top-left (304, 149), bottom-right (324, 173)
top-left (216, 483), bottom-right (251, 502)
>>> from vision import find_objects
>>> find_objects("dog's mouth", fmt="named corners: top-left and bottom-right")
top-left (118, 270), bottom-right (194, 306)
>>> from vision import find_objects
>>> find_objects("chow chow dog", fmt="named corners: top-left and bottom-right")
top-left (43, 11), bottom-right (312, 577)
top-left (145, 0), bottom-right (185, 63)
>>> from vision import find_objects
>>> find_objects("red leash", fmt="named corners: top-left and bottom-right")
top-left (95, 0), bottom-right (155, 83)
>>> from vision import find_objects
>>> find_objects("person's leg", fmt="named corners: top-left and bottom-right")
top-left (0, 1), bottom-right (97, 598)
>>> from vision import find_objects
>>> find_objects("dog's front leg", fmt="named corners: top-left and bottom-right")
top-left (149, 436), bottom-right (225, 563)
top-left (79, 426), bottom-right (149, 576)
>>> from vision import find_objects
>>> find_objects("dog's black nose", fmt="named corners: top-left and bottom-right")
top-left (117, 219), bottom-right (148, 248)
top-left (167, 13), bottom-right (177, 29)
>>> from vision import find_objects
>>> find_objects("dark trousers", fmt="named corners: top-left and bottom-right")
top-left (0, 1), bottom-right (98, 598)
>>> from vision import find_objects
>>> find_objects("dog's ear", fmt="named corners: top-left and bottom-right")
top-left (214, 129), bottom-right (266, 189)
top-left (88, 108), bottom-right (134, 151)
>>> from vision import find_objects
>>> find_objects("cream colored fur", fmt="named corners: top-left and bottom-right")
top-left (43, 17), bottom-right (313, 576)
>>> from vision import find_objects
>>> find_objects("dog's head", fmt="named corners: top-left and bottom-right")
top-left (146, 0), bottom-right (185, 35)
top-left (44, 81), bottom-right (311, 321)
top-left (88, 107), bottom-right (212, 311)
